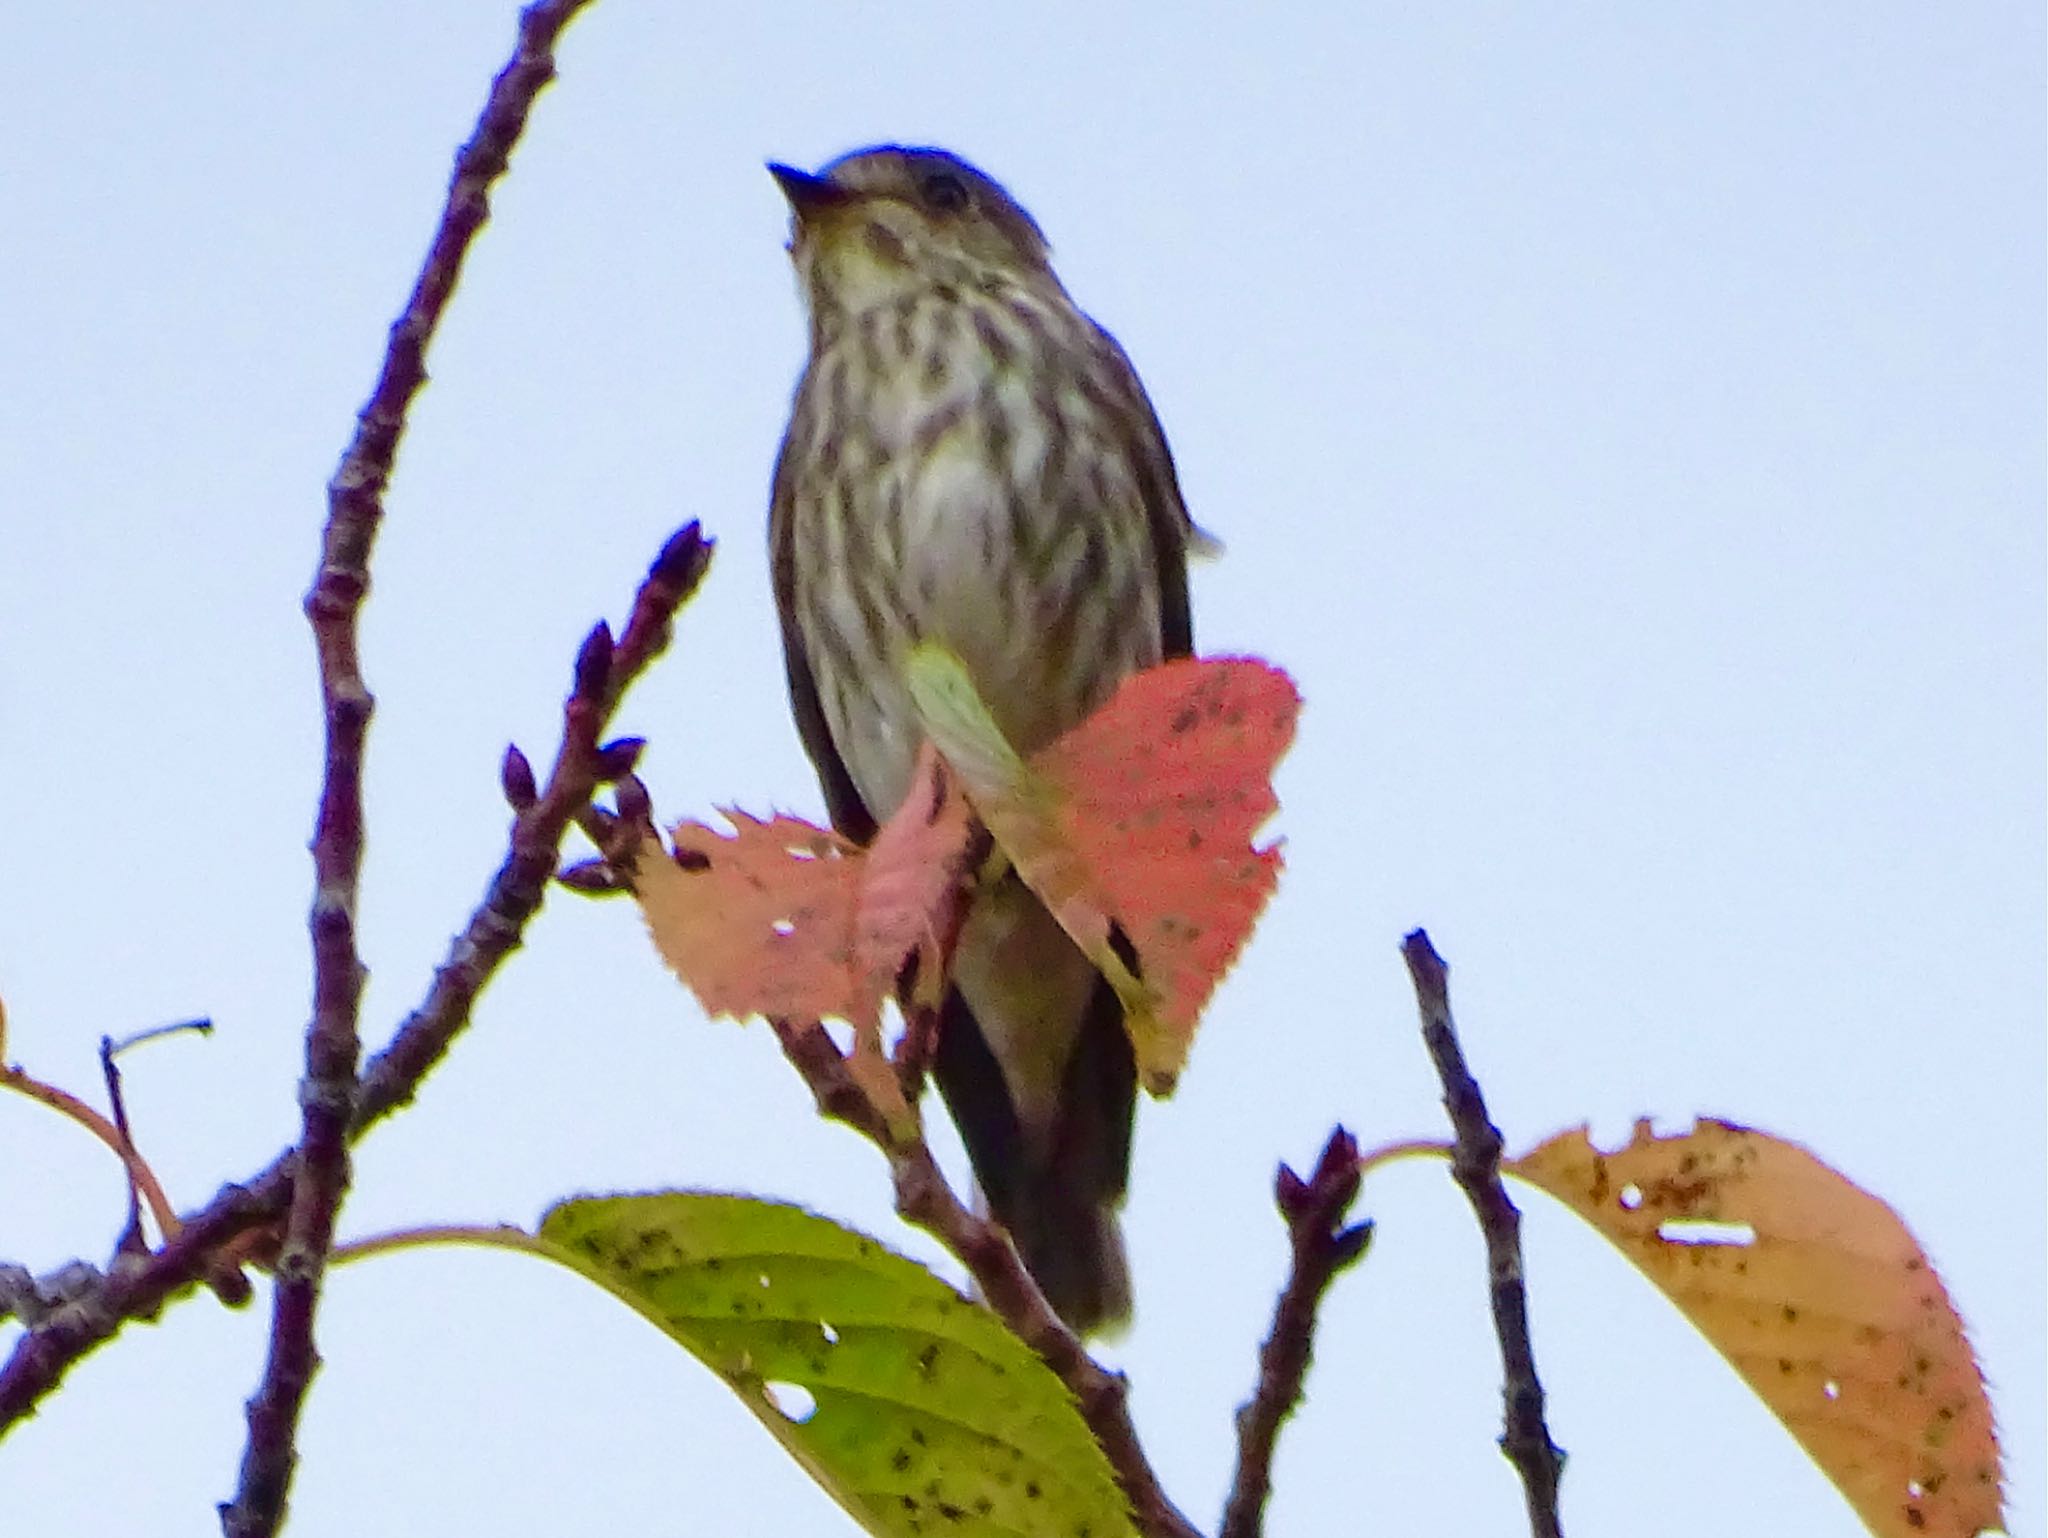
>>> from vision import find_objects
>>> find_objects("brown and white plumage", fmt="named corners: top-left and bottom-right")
top-left (767, 145), bottom-right (1201, 1333)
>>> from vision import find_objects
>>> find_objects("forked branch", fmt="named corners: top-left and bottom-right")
top-left (1401, 928), bottom-right (1565, 1538)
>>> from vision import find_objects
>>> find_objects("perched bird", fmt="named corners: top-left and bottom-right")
top-left (767, 145), bottom-right (1205, 1335)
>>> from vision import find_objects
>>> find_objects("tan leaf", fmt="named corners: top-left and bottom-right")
top-left (1508, 1119), bottom-right (2004, 1538)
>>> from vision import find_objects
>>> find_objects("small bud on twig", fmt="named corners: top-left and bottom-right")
top-left (556, 857), bottom-right (629, 896)
top-left (593, 736), bottom-right (646, 783)
top-left (574, 623), bottom-right (615, 700)
top-left (614, 773), bottom-right (653, 834)
top-left (652, 521), bottom-right (712, 586)
top-left (500, 743), bottom-right (539, 810)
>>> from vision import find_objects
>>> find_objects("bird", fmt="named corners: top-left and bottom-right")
top-left (766, 144), bottom-right (1206, 1335)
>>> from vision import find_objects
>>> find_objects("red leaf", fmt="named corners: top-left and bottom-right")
top-left (908, 648), bottom-right (1296, 1095)
top-left (1034, 657), bottom-right (1295, 1091)
top-left (633, 746), bottom-right (974, 1034)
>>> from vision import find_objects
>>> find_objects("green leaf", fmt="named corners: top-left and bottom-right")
top-left (538, 1192), bottom-right (1135, 1538)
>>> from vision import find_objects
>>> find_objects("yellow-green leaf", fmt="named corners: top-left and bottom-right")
top-left (538, 1192), bottom-right (1134, 1538)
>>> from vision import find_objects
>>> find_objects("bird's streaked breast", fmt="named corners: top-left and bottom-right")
top-left (785, 282), bottom-right (1164, 823)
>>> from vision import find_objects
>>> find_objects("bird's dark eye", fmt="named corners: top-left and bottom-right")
top-left (919, 171), bottom-right (970, 214)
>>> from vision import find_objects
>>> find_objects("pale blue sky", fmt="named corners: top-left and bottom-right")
top-left (3, 4), bottom-right (2041, 1535)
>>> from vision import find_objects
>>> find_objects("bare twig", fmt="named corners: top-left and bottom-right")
top-left (767, 1016), bottom-right (1202, 1538)
top-left (354, 525), bottom-right (710, 1133)
top-left (1220, 1128), bottom-right (1372, 1538)
top-left (1400, 929), bottom-right (1564, 1538)
top-left (0, 1175), bottom-right (285, 1422)
top-left (218, 7), bottom-right (604, 1529)
top-left (106, 1018), bottom-right (216, 1056)
top-left (0, 1064), bottom-right (182, 1243)
top-left (0, 527), bottom-right (703, 1438)
top-left (96, 1037), bottom-right (148, 1259)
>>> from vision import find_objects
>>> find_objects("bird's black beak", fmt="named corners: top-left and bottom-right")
top-left (768, 162), bottom-right (849, 220)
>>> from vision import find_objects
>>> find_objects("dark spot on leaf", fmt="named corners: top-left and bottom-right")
top-left (674, 847), bottom-right (711, 872)
top-left (893, 1449), bottom-right (913, 1472)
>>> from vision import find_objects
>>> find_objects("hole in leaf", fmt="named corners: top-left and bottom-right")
top-left (1907, 1480), bottom-right (1925, 1499)
top-left (1656, 1219), bottom-right (1756, 1247)
top-left (771, 918), bottom-right (796, 937)
top-left (1822, 1380), bottom-right (1841, 1401)
top-left (1618, 1183), bottom-right (1644, 1211)
top-left (786, 844), bottom-right (819, 861)
top-left (820, 1320), bottom-right (840, 1345)
top-left (764, 1381), bottom-right (817, 1423)
top-left (880, 997), bottom-right (908, 1054)
top-left (757, 1273), bottom-right (772, 1290)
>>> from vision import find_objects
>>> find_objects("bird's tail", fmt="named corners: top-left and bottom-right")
top-left (933, 974), bottom-right (1137, 1337)
top-left (1004, 1164), bottom-right (1132, 1338)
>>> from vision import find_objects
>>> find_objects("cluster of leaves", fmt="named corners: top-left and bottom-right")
top-left (0, 0), bottom-right (2009, 1527)
top-left (2, 647), bottom-right (2006, 1538)
top-left (591, 651), bottom-right (2002, 1538)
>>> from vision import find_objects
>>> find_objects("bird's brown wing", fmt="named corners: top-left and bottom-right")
top-left (769, 405), bottom-right (878, 844)
top-left (1087, 321), bottom-right (1200, 661)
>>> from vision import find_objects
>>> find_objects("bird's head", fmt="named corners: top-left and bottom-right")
top-left (769, 146), bottom-right (1055, 321)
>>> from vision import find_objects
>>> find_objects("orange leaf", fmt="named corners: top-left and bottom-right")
top-left (1508, 1119), bottom-right (2004, 1538)
top-left (908, 648), bottom-right (1295, 1095)
top-left (633, 746), bottom-right (975, 1035)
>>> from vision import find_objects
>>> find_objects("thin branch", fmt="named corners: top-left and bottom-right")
top-left (330, 1223), bottom-right (551, 1269)
top-left (1353, 1135), bottom-right (1453, 1179)
top-left (0, 1175), bottom-right (286, 1423)
top-left (106, 1018), bottom-right (216, 1056)
top-left (1400, 929), bottom-right (1565, 1538)
top-left (1220, 1128), bottom-right (1373, 1538)
top-left (354, 522), bottom-right (708, 1134)
top-left (0, 1064), bottom-right (182, 1243)
top-left (219, 6), bottom-right (602, 1528)
top-left (0, 530), bottom-right (703, 1440)
top-left (767, 1016), bottom-right (1203, 1538)
top-left (0, 0), bottom-right (627, 1472)
top-left (96, 1036), bottom-right (148, 1258)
